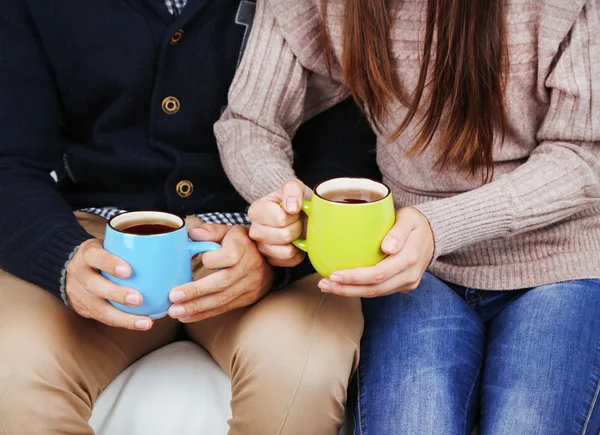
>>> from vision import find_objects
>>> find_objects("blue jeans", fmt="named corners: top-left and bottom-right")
top-left (354, 273), bottom-right (600, 435)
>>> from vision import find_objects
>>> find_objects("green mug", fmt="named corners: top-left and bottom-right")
top-left (293, 177), bottom-right (396, 277)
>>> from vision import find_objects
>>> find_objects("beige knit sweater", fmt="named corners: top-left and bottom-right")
top-left (215, 0), bottom-right (600, 290)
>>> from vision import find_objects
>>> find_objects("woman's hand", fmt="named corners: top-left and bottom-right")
top-left (247, 179), bottom-right (312, 268)
top-left (317, 207), bottom-right (435, 297)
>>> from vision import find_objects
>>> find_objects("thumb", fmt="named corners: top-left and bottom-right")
top-left (381, 209), bottom-right (415, 255)
top-left (281, 179), bottom-right (312, 215)
top-left (188, 224), bottom-right (230, 244)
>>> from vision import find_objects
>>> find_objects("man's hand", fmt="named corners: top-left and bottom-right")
top-left (247, 179), bottom-right (312, 267)
top-left (66, 239), bottom-right (154, 331)
top-left (167, 224), bottom-right (274, 323)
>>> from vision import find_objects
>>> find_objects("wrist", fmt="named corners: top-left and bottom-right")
top-left (410, 207), bottom-right (435, 266)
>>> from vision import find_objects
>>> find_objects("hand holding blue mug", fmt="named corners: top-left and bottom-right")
top-left (103, 211), bottom-right (221, 319)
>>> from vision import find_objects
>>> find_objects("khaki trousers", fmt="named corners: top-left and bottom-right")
top-left (0, 213), bottom-right (363, 435)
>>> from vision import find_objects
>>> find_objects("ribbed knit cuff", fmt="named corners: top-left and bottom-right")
top-left (414, 181), bottom-right (515, 259)
top-left (250, 164), bottom-right (297, 201)
top-left (59, 245), bottom-right (82, 307)
top-left (31, 224), bottom-right (94, 300)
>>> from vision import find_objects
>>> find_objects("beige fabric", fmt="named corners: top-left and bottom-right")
top-left (0, 213), bottom-right (362, 435)
top-left (214, 0), bottom-right (600, 290)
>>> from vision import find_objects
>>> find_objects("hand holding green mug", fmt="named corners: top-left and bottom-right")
top-left (291, 177), bottom-right (396, 277)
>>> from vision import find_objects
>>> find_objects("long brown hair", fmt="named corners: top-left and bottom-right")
top-left (321, 0), bottom-right (508, 181)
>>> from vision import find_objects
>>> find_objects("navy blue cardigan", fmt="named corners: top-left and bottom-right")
top-left (0, 0), bottom-right (379, 298)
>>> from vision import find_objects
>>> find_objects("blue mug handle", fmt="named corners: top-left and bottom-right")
top-left (187, 240), bottom-right (221, 256)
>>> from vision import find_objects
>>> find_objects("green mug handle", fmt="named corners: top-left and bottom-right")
top-left (290, 200), bottom-right (311, 252)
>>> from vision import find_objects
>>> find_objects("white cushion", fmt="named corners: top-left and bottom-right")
top-left (90, 341), bottom-right (353, 435)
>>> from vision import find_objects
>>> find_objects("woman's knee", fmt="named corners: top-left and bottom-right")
top-left (361, 273), bottom-right (484, 368)
top-left (482, 280), bottom-right (600, 435)
top-left (362, 273), bottom-right (475, 329)
top-left (356, 273), bottom-right (484, 435)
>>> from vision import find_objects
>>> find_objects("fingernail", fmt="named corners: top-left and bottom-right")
top-left (170, 290), bottom-right (185, 303)
top-left (190, 228), bottom-right (210, 239)
top-left (135, 320), bottom-right (151, 330)
top-left (180, 316), bottom-right (192, 323)
top-left (169, 305), bottom-right (186, 317)
top-left (125, 293), bottom-right (141, 306)
top-left (329, 274), bottom-right (343, 283)
top-left (115, 264), bottom-right (130, 278)
top-left (285, 198), bottom-right (300, 213)
top-left (319, 280), bottom-right (332, 291)
top-left (381, 236), bottom-right (398, 253)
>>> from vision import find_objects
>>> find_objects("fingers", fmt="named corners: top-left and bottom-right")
top-left (319, 268), bottom-right (421, 298)
top-left (318, 248), bottom-right (423, 298)
top-left (94, 301), bottom-right (154, 330)
top-left (169, 227), bottom-right (253, 303)
top-left (80, 239), bottom-right (131, 278)
top-left (176, 293), bottom-right (257, 323)
top-left (68, 239), bottom-right (142, 307)
top-left (169, 267), bottom-right (243, 306)
top-left (246, 181), bottom-right (310, 269)
top-left (77, 271), bottom-right (142, 306)
top-left (168, 229), bottom-right (272, 320)
top-left (201, 226), bottom-right (250, 270)
top-left (248, 199), bottom-right (300, 228)
top-left (381, 208), bottom-right (427, 255)
top-left (67, 278), bottom-right (153, 331)
top-left (188, 223), bottom-right (231, 245)
top-left (281, 179), bottom-right (311, 214)
top-left (381, 220), bottom-right (411, 256)
top-left (247, 204), bottom-right (303, 267)
top-left (249, 220), bottom-right (303, 245)
top-left (168, 280), bottom-right (250, 320)
top-left (326, 248), bottom-right (419, 286)
top-left (247, 179), bottom-right (311, 226)
top-left (168, 258), bottom-right (270, 319)
top-left (170, 262), bottom-right (270, 321)
top-left (257, 242), bottom-right (305, 267)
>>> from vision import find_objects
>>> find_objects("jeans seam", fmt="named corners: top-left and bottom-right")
top-left (277, 294), bottom-right (328, 435)
top-left (581, 374), bottom-right (600, 434)
top-left (580, 338), bottom-right (600, 435)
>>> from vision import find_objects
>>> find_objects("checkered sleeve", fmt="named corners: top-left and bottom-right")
top-left (164, 0), bottom-right (188, 15)
top-left (79, 208), bottom-right (251, 227)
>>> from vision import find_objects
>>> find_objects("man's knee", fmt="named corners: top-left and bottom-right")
top-left (235, 276), bottom-right (362, 378)
top-left (0, 312), bottom-right (90, 432)
top-left (236, 294), bottom-right (360, 381)
top-left (0, 273), bottom-right (97, 434)
top-left (228, 280), bottom-right (362, 433)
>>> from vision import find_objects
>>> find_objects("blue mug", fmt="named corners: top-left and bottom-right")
top-left (103, 211), bottom-right (221, 319)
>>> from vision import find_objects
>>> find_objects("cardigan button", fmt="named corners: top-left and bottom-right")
top-left (162, 97), bottom-right (180, 115)
top-left (176, 180), bottom-right (194, 198)
top-left (170, 29), bottom-right (184, 45)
